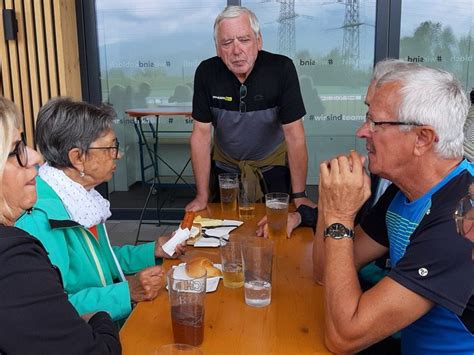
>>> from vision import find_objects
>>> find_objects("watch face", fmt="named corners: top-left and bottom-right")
top-left (324, 223), bottom-right (354, 239)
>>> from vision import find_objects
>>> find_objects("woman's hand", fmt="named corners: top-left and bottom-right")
top-left (127, 265), bottom-right (165, 303)
top-left (154, 234), bottom-right (187, 259)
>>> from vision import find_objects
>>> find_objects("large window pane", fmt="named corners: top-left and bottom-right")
top-left (243, 0), bottom-right (376, 183)
top-left (400, 0), bottom-right (474, 89)
top-left (96, 1), bottom-right (222, 194)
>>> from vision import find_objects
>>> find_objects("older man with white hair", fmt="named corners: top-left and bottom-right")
top-left (314, 64), bottom-right (474, 353)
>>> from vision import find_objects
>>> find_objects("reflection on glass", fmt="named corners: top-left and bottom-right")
top-left (243, 0), bottom-right (376, 184)
top-left (400, 1), bottom-right (473, 89)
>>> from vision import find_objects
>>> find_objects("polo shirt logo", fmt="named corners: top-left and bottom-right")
top-left (418, 267), bottom-right (428, 277)
top-left (212, 95), bottom-right (232, 102)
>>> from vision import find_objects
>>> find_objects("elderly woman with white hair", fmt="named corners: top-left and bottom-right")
top-left (0, 96), bottom-right (121, 353)
top-left (16, 97), bottom-right (186, 323)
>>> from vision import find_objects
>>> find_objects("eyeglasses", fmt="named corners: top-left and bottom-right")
top-left (239, 84), bottom-right (247, 113)
top-left (8, 132), bottom-right (28, 167)
top-left (365, 113), bottom-right (423, 132)
top-left (87, 139), bottom-right (120, 159)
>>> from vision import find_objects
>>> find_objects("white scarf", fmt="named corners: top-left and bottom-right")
top-left (39, 163), bottom-right (112, 228)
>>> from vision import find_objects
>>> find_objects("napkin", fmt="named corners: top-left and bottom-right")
top-left (193, 219), bottom-right (244, 248)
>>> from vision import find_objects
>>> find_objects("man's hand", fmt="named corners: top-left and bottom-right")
top-left (127, 265), bottom-right (165, 303)
top-left (155, 234), bottom-right (187, 258)
top-left (185, 195), bottom-right (208, 212)
top-left (319, 150), bottom-right (371, 226)
top-left (256, 212), bottom-right (302, 238)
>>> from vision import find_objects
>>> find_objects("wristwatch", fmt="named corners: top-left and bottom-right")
top-left (324, 223), bottom-right (354, 240)
top-left (291, 191), bottom-right (307, 199)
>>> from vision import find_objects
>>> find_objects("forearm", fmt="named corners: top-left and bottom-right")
top-left (312, 205), bottom-right (326, 283)
top-left (69, 282), bottom-right (132, 321)
top-left (113, 242), bottom-right (157, 273)
top-left (287, 138), bottom-right (308, 194)
top-left (323, 236), bottom-right (366, 353)
top-left (190, 131), bottom-right (211, 199)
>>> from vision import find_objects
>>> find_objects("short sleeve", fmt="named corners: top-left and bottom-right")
top-left (360, 184), bottom-right (399, 247)
top-left (279, 58), bottom-right (306, 124)
top-left (192, 61), bottom-right (212, 123)
top-left (388, 217), bottom-right (474, 315)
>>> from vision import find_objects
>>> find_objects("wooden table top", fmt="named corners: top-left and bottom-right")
top-left (125, 107), bottom-right (192, 117)
top-left (119, 204), bottom-right (330, 354)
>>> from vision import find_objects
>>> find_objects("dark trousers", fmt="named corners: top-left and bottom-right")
top-left (210, 163), bottom-right (291, 203)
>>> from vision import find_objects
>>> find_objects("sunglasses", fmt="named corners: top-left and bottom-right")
top-left (239, 84), bottom-right (247, 113)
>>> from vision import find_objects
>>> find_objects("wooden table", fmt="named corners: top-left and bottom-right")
top-left (120, 204), bottom-right (330, 354)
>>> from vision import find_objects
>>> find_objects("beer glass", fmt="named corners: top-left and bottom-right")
top-left (238, 178), bottom-right (258, 220)
top-left (265, 192), bottom-right (289, 239)
top-left (220, 239), bottom-right (244, 288)
top-left (218, 173), bottom-right (239, 213)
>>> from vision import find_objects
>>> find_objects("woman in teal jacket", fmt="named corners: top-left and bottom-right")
top-left (16, 98), bottom-right (185, 321)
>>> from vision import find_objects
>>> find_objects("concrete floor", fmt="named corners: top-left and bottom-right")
top-left (105, 220), bottom-right (180, 246)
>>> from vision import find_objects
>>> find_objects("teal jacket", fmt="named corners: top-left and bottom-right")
top-left (16, 177), bottom-right (159, 321)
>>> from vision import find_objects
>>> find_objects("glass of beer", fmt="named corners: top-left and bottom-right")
top-left (265, 192), bottom-right (289, 239)
top-left (167, 267), bottom-right (207, 346)
top-left (238, 178), bottom-right (258, 220)
top-left (220, 239), bottom-right (244, 288)
top-left (218, 173), bottom-right (239, 213)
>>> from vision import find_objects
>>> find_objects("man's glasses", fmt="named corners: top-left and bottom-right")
top-left (8, 132), bottom-right (28, 167)
top-left (239, 84), bottom-right (247, 113)
top-left (87, 139), bottom-right (120, 159)
top-left (365, 113), bottom-right (423, 132)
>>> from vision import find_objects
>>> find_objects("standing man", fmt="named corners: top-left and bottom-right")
top-left (315, 65), bottom-right (473, 353)
top-left (185, 6), bottom-right (311, 211)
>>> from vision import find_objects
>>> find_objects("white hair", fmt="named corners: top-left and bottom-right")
top-left (372, 58), bottom-right (420, 82)
top-left (213, 6), bottom-right (261, 44)
top-left (378, 66), bottom-right (469, 159)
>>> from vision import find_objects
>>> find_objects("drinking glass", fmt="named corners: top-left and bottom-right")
top-left (238, 178), bottom-right (258, 220)
top-left (265, 192), bottom-right (289, 239)
top-left (218, 173), bottom-right (239, 213)
top-left (220, 239), bottom-right (244, 288)
top-left (241, 237), bottom-right (274, 307)
top-left (166, 267), bottom-right (207, 346)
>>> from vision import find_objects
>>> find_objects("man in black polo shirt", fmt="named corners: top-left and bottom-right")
top-left (185, 5), bottom-right (313, 211)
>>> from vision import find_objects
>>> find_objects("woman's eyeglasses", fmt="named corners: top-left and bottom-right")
top-left (239, 84), bottom-right (247, 113)
top-left (8, 132), bottom-right (28, 167)
top-left (87, 139), bottom-right (120, 159)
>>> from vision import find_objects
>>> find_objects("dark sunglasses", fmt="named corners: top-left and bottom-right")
top-left (239, 84), bottom-right (247, 113)
top-left (87, 139), bottom-right (120, 159)
top-left (8, 132), bottom-right (28, 167)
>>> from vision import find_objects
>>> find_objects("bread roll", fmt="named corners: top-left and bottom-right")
top-left (185, 257), bottom-right (222, 278)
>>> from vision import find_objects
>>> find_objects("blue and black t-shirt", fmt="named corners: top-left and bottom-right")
top-left (362, 160), bottom-right (474, 354)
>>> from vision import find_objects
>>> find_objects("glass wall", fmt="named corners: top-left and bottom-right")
top-left (96, 0), bottom-right (223, 192)
top-left (243, 0), bottom-right (376, 184)
top-left (399, 0), bottom-right (474, 90)
top-left (95, 0), bottom-right (377, 197)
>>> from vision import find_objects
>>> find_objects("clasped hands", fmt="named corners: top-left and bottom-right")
top-left (128, 235), bottom-right (187, 303)
top-left (319, 150), bottom-right (371, 226)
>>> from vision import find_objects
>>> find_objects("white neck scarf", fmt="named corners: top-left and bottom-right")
top-left (39, 163), bottom-right (112, 228)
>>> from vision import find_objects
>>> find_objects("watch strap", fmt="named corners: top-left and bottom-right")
top-left (291, 191), bottom-right (307, 199)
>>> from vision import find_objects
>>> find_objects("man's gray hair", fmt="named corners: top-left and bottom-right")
top-left (378, 65), bottom-right (469, 159)
top-left (35, 97), bottom-right (115, 169)
top-left (214, 6), bottom-right (260, 44)
top-left (372, 58), bottom-right (420, 82)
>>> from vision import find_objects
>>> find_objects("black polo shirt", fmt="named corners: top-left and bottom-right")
top-left (192, 50), bottom-right (306, 162)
